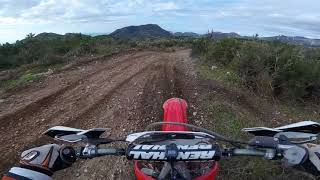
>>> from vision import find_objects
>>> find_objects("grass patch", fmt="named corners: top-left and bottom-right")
top-left (0, 62), bottom-right (66, 97)
top-left (203, 101), bottom-right (311, 179)
top-left (26, 64), bottom-right (60, 74)
top-left (197, 67), bottom-right (318, 179)
top-left (199, 65), bottom-right (242, 87)
top-left (205, 102), bottom-right (253, 139)
top-left (4, 72), bottom-right (42, 90)
top-left (278, 102), bottom-right (319, 120)
top-left (203, 101), bottom-right (273, 179)
top-left (94, 45), bottom-right (115, 55)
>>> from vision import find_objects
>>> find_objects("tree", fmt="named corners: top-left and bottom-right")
top-left (26, 33), bottom-right (35, 39)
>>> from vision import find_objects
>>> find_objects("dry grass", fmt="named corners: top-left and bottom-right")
top-left (198, 63), bottom-right (318, 179)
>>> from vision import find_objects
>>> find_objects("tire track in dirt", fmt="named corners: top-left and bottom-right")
top-left (0, 52), bottom-right (158, 175)
top-left (53, 62), bottom-right (163, 180)
top-left (0, 53), bottom-right (155, 141)
top-left (0, 52), bottom-right (153, 125)
top-left (53, 53), bottom-right (192, 180)
top-left (136, 54), bottom-right (196, 130)
top-left (0, 62), bottom-right (132, 129)
top-left (0, 49), bottom-right (200, 179)
top-left (63, 62), bottom-right (157, 128)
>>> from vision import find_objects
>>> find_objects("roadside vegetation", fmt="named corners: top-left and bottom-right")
top-left (193, 34), bottom-right (320, 179)
top-left (0, 33), bottom-right (193, 70)
top-left (192, 35), bottom-right (320, 102)
top-left (0, 33), bottom-right (193, 96)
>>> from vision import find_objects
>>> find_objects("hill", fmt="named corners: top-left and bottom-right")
top-left (173, 32), bottom-right (201, 37)
top-left (262, 35), bottom-right (320, 47)
top-left (34, 32), bottom-right (63, 40)
top-left (172, 30), bottom-right (320, 47)
top-left (31, 32), bottom-right (91, 41)
top-left (210, 32), bottom-right (241, 39)
top-left (173, 32), bottom-right (241, 39)
top-left (109, 24), bottom-right (172, 39)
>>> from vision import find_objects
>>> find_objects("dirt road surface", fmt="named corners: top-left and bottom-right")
top-left (0, 49), bottom-right (203, 179)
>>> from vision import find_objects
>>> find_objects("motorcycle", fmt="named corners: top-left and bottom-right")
top-left (44, 98), bottom-right (320, 180)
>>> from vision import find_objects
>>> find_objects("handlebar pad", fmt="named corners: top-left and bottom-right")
top-left (126, 144), bottom-right (221, 161)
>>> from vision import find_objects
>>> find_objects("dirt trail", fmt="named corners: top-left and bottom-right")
top-left (0, 49), bottom-right (202, 179)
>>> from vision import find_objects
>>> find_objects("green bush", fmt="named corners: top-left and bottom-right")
top-left (231, 41), bottom-right (274, 94)
top-left (273, 58), bottom-right (320, 99)
top-left (192, 38), bottom-right (240, 65)
top-left (38, 54), bottom-right (65, 66)
top-left (192, 37), bottom-right (320, 101)
top-left (5, 72), bottom-right (41, 90)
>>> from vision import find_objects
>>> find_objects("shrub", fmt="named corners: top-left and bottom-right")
top-left (231, 41), bottom-right (274, 94)
top-left (38, 54), bottom-right (65, 66)
top-left (192, 37), bottom-right (320, 101)
top-left (273, 58), bottom-right (320, 99)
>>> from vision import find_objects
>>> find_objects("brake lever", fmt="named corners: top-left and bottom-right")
top-left (274, 132), bottom-right (318, 144)
top-left (86, 138), bottom-right (115, 145)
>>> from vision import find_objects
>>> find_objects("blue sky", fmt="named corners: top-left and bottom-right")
top-left (0, 0), bottom-right (320, 43)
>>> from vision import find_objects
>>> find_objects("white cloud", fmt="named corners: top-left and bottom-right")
top-left (153, 2), bottom-right (179, 11)
top-left (1, 0), bottom-right (320, 42)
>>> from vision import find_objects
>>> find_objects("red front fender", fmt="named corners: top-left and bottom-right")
top-left (134, 98), bottom-right (219, 180)
top-left (162, 98), bottom-right (188, 131)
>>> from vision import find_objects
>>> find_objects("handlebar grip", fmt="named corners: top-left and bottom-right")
top-left (224, 148), bottom-right (277, 160)
top-left (76, 147), bottom-right (125, 158)
top-left (232, 149), bottom-right (267, 156)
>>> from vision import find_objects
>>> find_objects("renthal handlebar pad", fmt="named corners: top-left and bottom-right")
top-left (126, 144), bottom-right (221, 161)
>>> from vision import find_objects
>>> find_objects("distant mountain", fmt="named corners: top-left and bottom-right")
top-left (204, 32), bottom-right (320, 47)
top-left (110, 24), bottom-right (172, 39)
top-left (210, 32), bottom-right (241, 39)
top-left (173, 31), bottom-right (241, 39)
top-left (28, 32), bottom-right (90, 41)
top-left (84, 32), bottom-right (108, 37)
top-left (173, 32), bottom-right (201, 37)
top-left (64, 33), bottom-right (91, 38)
top-left (21, 27), bottom-right (320, 48)
top-left (262, 35), bottom-right (320, 47)
top-left (34, 32), bottom-right (63, 40)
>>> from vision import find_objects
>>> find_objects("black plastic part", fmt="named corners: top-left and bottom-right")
top-left (5, 172), bottom-right (32, 180)
top-left (19, 164), bottom-right (53, 176)
top-left (277, 135), bottom-right (293, 145)
top-left (60, 146), bottom-right (77, 164)
top-left (116, 149), bottom-right (126, 156)
top-left (248, 136), bottom-right (278, 148)
top-left (165, 144), bottom-right (179, 161)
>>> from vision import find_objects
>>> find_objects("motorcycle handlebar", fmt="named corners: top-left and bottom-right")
top-left (232, 148), bottom-right (267, 156)
top-left (76, 147), bottom-right (126, 158)
top-left (224, 148), bottom-right (277, 160)
top-left (74, 145), bottom-right (278, 161)
top-left (96, 148), bottom-right (126, 156)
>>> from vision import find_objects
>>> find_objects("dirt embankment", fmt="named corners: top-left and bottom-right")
top-left (0, 49), bottom-right (203, 179)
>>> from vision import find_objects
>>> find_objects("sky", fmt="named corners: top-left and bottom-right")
top-left (0, 0), bottom-right (320, 43)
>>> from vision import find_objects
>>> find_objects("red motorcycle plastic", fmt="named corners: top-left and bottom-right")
top-left (134, 98), bottom-right (218, 180)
